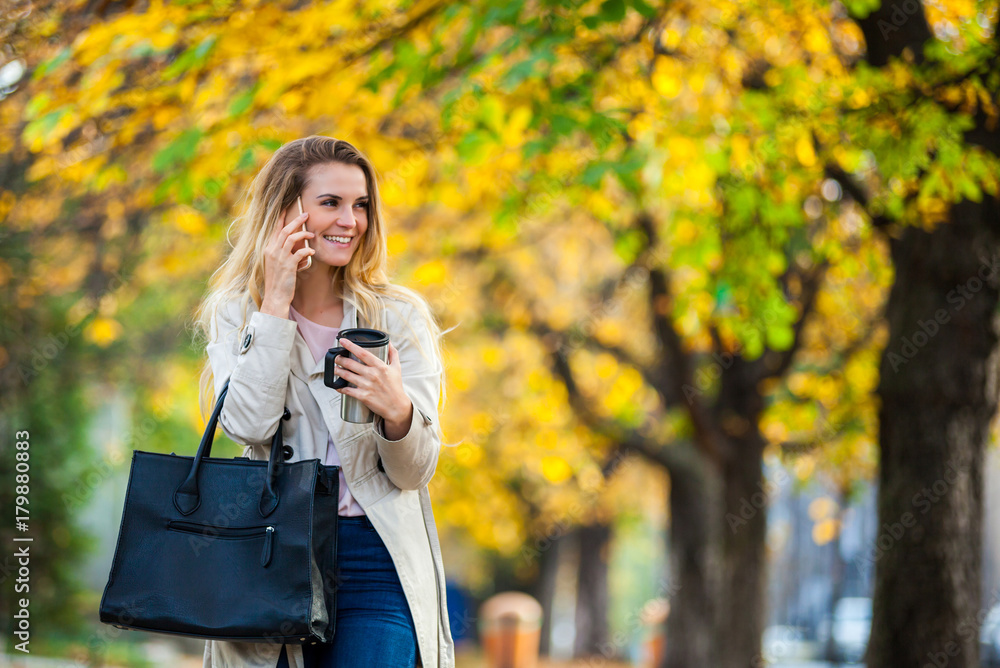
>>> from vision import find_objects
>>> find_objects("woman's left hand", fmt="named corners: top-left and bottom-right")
top-left (333, 338), bottom-right (412, 427)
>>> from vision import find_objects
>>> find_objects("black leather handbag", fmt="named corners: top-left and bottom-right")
top-left (99, 377), bottom-right (341, 643)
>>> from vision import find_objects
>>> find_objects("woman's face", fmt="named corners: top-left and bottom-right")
top-left (297, 161), bottom-right (369, 268)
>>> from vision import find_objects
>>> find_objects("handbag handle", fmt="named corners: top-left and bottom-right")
top-left (173, 376), bottom-right (283, 518)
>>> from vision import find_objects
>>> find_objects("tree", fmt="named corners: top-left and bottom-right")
top-left (842, 1), bottom-right (1000, 665)
top-left (4, 1), bottom-right (998, 665)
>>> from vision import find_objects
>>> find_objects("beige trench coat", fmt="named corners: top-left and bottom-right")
top-left (201, 287), bottom-right (455, 668)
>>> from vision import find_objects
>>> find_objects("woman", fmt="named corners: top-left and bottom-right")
top-left (193, 135), bottom-right (456, 667)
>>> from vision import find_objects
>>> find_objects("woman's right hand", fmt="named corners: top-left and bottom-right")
top-left (262, 206), bottom-right (315, 315)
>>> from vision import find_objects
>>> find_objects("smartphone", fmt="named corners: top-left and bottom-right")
top-left (297, 195), bottom-right (312, 271)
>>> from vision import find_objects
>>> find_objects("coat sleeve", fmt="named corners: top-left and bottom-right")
top-left (371, 302), bottom-right (444, 491)
top-left (205, 299), bottom-right (298, 446)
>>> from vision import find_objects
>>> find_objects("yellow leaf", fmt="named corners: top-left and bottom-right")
top-left (794, 455), bottom-right (816, 480)
top-left (594, 353), bottom-right (618, 379)
top-left (481, 345), bottom-right (503, 370)
top-left (652, 56), bottom-right (682, 99)
top-left (674, 219), bottom-right (699, 243)
top-left (541, 456), bottom-right (573, 483)
top-left (795, 135), bottom-right (817, 167)
top-left (730, 134), bottom-right (752, 171)
top-left (848, 87), bottom-right (870, 109)
top-left (808, 496), bottom-right (837, 521)
top-left (627, 112), bottom-right (653, 139)
top-left (804, 27), bottom-right (830, 52)
top-left (413, 260), bottom-right (447, 285)
top-left (502, 105), bottom-right (533, 146)
top-left (438, 183), bottom-right (465, 209)
top-left (660, 27), bottom-right (682, 50)
top-left (593, 320), bottom-right (623, 346)
top-left (812, 518), bottom-right (840, 546)
top-left (667, 136), bottom-right (698, 163)
top-left (174, 209), bottom-right (207, 235)
top-left (386, 233), bottom-right (408, 255)
top-left (87, 317), bottom-right (122, 347)
top-left (762, 419), bottom-right (788, 443)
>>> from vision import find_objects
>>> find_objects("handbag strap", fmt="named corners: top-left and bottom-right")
top-left (172, 375), bottom-right (283, 518)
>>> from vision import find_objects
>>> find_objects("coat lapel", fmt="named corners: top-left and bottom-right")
top-left (288, 288), bottom-right (366, 458)
top-left (289, 288), bottom-right (359, 382)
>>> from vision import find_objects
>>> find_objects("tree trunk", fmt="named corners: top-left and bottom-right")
top-left (867, 198), bottom-right (1000, 668)
top-left (573, 520), bottom-right (611, 658)
top-left (852, 3), bottom-right (1000, 668)
top-left (533, 529), bottom-right (562, 657)
top-left (718, 431), bottom-right (768, 668)
top-left (663, 452), bottom-right (721, 667)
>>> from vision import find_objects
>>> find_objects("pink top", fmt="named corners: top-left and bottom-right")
top-left (288, 304), bottom-right (366, 517)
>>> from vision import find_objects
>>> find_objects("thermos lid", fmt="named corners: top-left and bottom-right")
top-left (337, 327), bottom-right (389, 347)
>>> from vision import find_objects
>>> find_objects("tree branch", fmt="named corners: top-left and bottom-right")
top-left (637, 212), bottom-right (730, 468)
top-left (546, 338), bottom-right (687, 473)
top-left (525, 318), bottom-right (671, 408)
top-left (761, 259), bottom-right (830, 382)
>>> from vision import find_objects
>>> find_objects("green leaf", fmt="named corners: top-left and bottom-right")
top-left (611, 148), bottom-right (645, 177)
top-left (957, 175), bottom-right (983, 202)
top-left (153, 174), bottom-right (176, 205)
top-left (480, 96), bottom-right (504, 134)
top-left (456, 130), bottom-right (492, 164)
top-left (486, 0), bottom-right (524, 24)
top-left (161, 35), bottom-right (218, 80)
top-left (766, 324), bottom-right (795, 351)
top-left (741, 325), bottom-right (765, 360)
top-left (548, 112), bottom-right (577, 137)
top-left (599, 0), bottom-right (626, 22)
top-left (32, 47), bottom-right (72, 80)
top-left (227, 82), bottom-right (259, 118)
top-left (152, 128), bottom-right (203, 174)
top-left (714, 281), bottom-right (733, 311)
top-left (500, 57), bottom-right (539, 91)
top-left (22, 106), bottom-right (69, 145)
top-left (628, 0), bottom-right (657, 18)
top-left (838, 0), bottom-right (881, 20)
top-left (616, 170), bottom-right (641, 194)
top-left (522, 139), bottom-right (548, 160)
top-left (581, 161), bottom-right (611, 187)
top-left (237, 147), bottom-right (256, 171)
top-left (178, 172), bottom-right (195, 203)
top-left (613, 229), bottom-right (644, 263)
top-left (704, 147), bottom-right (729, 174)
top-left (25, 92), bottom-right (52, 120)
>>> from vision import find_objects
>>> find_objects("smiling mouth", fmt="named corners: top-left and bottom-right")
top-left (322, 235), bottom-right (353, 247)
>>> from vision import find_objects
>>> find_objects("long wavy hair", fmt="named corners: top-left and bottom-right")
top-left (191, 135), bottom-right (453, 445)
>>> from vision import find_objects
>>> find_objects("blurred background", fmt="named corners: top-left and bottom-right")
top-left (1, 0), bottom-right (999, 666)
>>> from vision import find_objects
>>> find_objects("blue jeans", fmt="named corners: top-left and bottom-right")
top-left (277, 514), bottom-right (418, 667)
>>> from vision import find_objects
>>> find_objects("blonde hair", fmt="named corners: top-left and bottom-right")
top-left (190, 135), bottom-right (452, 445)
